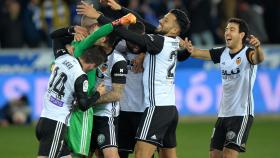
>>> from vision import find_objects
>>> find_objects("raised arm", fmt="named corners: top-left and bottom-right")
top-left (102, 0), bottom-right (157, 33)
top-left (95, 60), bottom-right (128, 105)
top-left (246, 35), bottom-right (265, 65)
top-left (76, 3), bottom-right (163, 54)
top-left (182, 38), bottom-right (213, 61)
top-left (73, 23), bottom-right (114, 58)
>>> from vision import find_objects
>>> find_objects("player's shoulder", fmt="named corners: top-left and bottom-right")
top-left (58, 54), bottom-right (84, 73)
top-left (210, 46), bottom-right (227, 54)
top-left (112, 50), bottom-right (126, 63)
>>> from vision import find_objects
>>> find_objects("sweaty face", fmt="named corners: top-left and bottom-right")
top-left (156, 13), bottom-right (177, 35)
top-left (224, 23), bottom-right (244, 49)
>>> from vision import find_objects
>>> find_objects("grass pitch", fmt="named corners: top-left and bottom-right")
top-left (0, 116), bottom-right (279, 158)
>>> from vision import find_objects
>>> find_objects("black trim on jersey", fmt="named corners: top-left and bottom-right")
top-left (119, 7), bottom-right (157, 34)
top-left (149, 55), bottom-right (156, 107)
top-left (248, 65), bottom-right (254, 115)
top-left (228, 45), bottom-right (245, 59)
top-left (97, 15), bottom-right (164, 55)
top-left (111, 60), bottom-right (128, 84)
top-left (74, 74), bottom-right (100, 111)
top-left (139, 55), bottom-right (157, 140)
top-left (209, 47), bottom-right (226, 64)
top-left (177, 49), bottom-right (191, 62)
top-left (50, 27), bottom-right (74, 59)
top-left (245, 47), bottom-right (255, 65)
top-left (50, 26), bottom-right (75, 39)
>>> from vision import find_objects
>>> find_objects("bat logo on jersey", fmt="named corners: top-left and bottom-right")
top-left (236, 57), bottom-right (241, 65)
top-left (222, 68), bottom-right (241, 80)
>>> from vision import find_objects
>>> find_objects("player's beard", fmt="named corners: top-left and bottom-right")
top-left (155, 28), bottom-right (165, 36)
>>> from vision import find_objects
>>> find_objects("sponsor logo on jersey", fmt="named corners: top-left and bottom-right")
top-left (222, 68), bottom-right (241, 80)
top-left (236, 57), bottom-right (241, 65)
top-left (171, 42), bottom-right (179, 47)
top-left (49, 95), bottom-right (64, 107)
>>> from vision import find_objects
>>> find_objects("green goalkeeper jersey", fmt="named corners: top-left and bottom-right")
top-left (67, 23), bottom-right (113, 156)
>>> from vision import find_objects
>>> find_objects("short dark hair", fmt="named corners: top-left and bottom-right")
top-left (169, 9), bottom-right (191, 39)
top-left (227, 18), bottom-right (250, 44)
top-left (106, 32), bottom-right (118, 47)
top-left (128, 21), bottom-right (145, 34)
top-left (80, 46), bottom-right (107, 66)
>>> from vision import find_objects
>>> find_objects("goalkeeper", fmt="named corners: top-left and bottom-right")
top-left (59, 13), bottom-right (136, 158)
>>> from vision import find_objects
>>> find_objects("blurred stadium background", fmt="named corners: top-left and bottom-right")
top-left (0, 0), bottom-right (279, 157)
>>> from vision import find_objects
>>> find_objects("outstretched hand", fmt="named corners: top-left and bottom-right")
top-left (76, 1), bottom-right (101, 19)
top-left (179, 37), bottom-right (194, 53)
top-left (247, 35), bottom-right (261, 48)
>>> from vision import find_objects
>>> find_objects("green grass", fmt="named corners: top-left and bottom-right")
top-left (0, 116), bottom-right (279, 158)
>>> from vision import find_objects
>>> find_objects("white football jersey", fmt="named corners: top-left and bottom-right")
top-left (143, 36), bottom-right (180, 107)
top-left (41, 54), bottom-right (85, 124)
top-left (94, 50), bottom-right (126, 117)
top-left (218, 46), bottom-right (257, 117)
top-left (119, 52), bottom-right (146, 112)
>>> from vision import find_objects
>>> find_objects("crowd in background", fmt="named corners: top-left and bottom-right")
top-left (0, 0), bottom-right (279, 48)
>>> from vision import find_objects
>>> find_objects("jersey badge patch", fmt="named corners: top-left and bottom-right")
top-left (97, 134), bottom-right (105, 145)
top-left (83, 80), bottom-right (88, 92)
top-left (236, 57), bottom-right (241, 65)
top-left (226, 131), bottom-right (236, 140)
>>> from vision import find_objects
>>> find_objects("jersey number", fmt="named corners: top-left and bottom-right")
top-left (167, 51), bottom-right (177, 79)
top-left (49, 67), bottom-right (68, 99)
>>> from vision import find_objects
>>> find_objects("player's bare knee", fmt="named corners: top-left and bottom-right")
top-left (210, 149), bottom-right (223, 158)
top-left (102, 147), bottom-right (120, 158)
top-left (223, 148), bottom-right (239, 158)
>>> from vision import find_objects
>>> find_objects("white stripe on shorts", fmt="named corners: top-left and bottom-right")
top-left (49, 121), bottom-right (63, 158)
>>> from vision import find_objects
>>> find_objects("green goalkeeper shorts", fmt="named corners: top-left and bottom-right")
top-left (66, 108), bottom-right (93, 156)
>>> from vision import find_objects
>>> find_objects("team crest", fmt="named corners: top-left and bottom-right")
top-left (226, 131), bottom-right (236, 140)
top-left (100, 63), bottom-right (108, 73)
top-left (97, 64), bottom-right (108, 79)
top-left (236, 57), bottom-right (241, 65)
top-left (97, 134), bottom-right (105, 145)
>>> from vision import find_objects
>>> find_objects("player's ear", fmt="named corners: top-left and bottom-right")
top-left (171, 23), bottom-right (180, 36)
top-left (240, 32), bottom-right (245, 39)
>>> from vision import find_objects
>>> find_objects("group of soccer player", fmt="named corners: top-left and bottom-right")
top-left (36, 0), bottom-right (265, 158)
